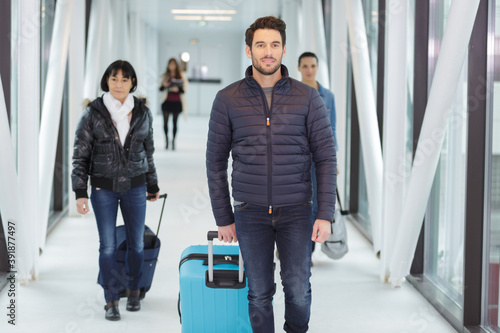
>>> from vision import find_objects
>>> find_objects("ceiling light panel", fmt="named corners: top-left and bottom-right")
top-left (171, 9), bottom-right (237, 15)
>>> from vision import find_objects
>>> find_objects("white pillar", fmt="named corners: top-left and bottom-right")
top-left (110, 0), bottom-right (130, 62)
top-left (345, 0), bottom-right (384, 253)
top-left (0, 78), bottom-right (27, 280)
top-left (330, 0), bottom-right (348, 200)
top-left (300, 0), bottom-right (329, 88)
top-left (281, 0), bottom-right (302, 79)
top-left (144, 25), bottom-right (159, 112)
top-left (38, 0), bottom-right (74, 250)
top-left (68, 0), bottom-right (86, 216)
top-left (129, 12), bottom-right (145, 95)
top-left (380, 0), bottom-right (408, 281)
top-left (388, 0), bottom-right (480, 287)
top-left (16, 0), bottom-right (41, 281)
top-left (83, 0), bottom-right (107, 99)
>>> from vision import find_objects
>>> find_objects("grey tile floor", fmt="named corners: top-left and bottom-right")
top-left (0, 115), bottom-right (457, 332)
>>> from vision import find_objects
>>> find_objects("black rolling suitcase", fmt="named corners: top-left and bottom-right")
top-left (97, 193), bottom-right (167, 299)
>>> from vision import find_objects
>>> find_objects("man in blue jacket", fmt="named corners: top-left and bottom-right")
top-left (297, 51), bottom-right (340, 256)
top-left (206, 16), bottom-right (336, 333)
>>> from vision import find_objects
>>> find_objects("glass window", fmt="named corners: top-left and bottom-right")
top-left (406, 0), bottom-right (416, 164)
top-left (424, 0), bottom-right (467, 321)
top-left (355, 0), bottom-right (379, 233)
top-left (364, 0), bottom-right (378, 94)
top-left (41, 0), bottom-right (56, 100)
top-left (357, 146), bottom-right (370, 231)
top-left (40, 0), bottom-right (69, 226)
top-left (485, 2), bottom-right (500, 331)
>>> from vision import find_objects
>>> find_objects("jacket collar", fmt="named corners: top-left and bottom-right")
top-left (317, 82), bottom-right (326, 97)
top-left (244, 65), bottom-right (289, 89)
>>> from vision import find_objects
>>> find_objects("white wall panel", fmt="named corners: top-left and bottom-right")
top-left (38, 0), bottom-right (74, 249)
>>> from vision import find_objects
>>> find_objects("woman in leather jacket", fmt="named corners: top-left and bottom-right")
top-left (71, 60), bottom-right (160, 321)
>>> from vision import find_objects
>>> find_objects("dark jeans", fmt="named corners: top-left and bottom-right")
top-left (91, 185), bottom-right (147, 303)
top-left (234, 203), bottom-right (313, 333)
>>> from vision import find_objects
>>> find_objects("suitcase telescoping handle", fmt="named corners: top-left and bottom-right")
top-left (207, 231), bottom-right (244, 285)
top-left (153, 193), bottom-right (168, 248)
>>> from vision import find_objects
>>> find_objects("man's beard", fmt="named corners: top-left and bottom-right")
top-left (252, 55), bottom-right (282, 76)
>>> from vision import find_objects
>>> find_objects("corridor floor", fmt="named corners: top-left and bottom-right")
top-left (0, 115), bottom-right (456, 333)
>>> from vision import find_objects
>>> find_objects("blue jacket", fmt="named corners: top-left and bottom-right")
top-left (312, 83), bottom-right (337, 216)
top-left (317, 82), bottom-right (337, 150)
top-left (206, 65), bottom-right (337, 226)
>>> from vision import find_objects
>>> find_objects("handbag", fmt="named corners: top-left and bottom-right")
top-left (321, 189), bottom-right (349, 260)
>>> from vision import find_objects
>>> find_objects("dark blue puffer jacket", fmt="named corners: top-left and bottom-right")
top-left (206, 65), bottom-right (336, 226)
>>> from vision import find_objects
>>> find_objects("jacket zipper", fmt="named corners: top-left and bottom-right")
top-left (101, 112), bottom-right (128, 172)
top-left (261, 88), bottom-right (274, 215)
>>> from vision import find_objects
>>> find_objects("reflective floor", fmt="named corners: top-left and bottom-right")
top-left (0, 115), bottom-right (456, 332)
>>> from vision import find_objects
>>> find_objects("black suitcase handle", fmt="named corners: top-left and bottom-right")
top-left (207, 230), bottom-right (218, 241)
top-left (151, 193), bottom-right (167, 249)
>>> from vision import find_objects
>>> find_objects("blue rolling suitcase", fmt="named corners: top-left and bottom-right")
top-left (98, 193), bottom-right (167, 299)
top-left (178, 231), bottom-right (251, 333)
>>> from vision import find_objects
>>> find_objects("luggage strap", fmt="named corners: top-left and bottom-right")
top-left (336, 189), bottom-right (349, 216)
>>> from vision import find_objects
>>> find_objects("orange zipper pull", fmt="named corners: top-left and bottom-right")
top-left (269, 206), bottom-right (272, 214)
top-left (267, 117), bottom-right (270, 126)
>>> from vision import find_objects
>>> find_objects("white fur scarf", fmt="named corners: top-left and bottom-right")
top-left (103, 92), bottom-right (134, 146)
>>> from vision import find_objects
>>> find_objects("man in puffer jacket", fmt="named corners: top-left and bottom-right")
top-left (206, 16), bottom-right (336, 333)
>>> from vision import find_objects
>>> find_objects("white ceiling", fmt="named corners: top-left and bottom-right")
top-left (130, 0), bottom-right (281, 34)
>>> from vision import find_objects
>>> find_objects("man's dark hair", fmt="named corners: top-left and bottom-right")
top-left (100, 60), bottom-right (138, 93)
top-left (245, 16), bottom-right (286, 48)
top-left (298, 52), bottom-right (318, 66)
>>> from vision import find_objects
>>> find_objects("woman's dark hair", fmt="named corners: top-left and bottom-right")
top-left (245, 16), bottom-right (286, 48)
top-left (100, 60), bottom-right (138, 92)
top-left (163, 58), bottom-right (182, 80)
top-left (298, 52), bottom-right (318, 66)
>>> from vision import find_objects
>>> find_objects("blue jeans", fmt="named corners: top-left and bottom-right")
top-left (234, 203), bottom-right (313, 333)
top-left (91, 185), bottom-right (147, 303)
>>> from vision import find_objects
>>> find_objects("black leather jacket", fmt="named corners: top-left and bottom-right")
top-left (72, 96), bottom-right (159, 199)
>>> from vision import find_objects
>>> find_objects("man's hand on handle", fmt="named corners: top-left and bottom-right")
top-left (218, 223), bottom-right (237, 243)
